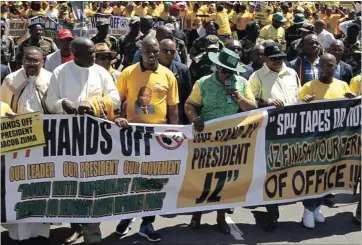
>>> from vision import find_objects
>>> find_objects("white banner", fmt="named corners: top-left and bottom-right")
top-left (2, 98), bottom-right (361, 223)
top-left (86, 16), bottom-right (130, 37)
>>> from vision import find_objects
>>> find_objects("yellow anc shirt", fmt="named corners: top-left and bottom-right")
top-left (27, 9), bottom-right (46, 17)
top-left (283, 12), bottom-right (294, 28)
top-left (112, 6), bottom-right (125, 16)
top-left (1, 13), bottom-right (8, 19)
top-left (148, 8), bottom-right (160, 17)
top-left (101, 7), bottom-right (113, 15)
top-left (260, 24), bottom-right (285, 43)
top-left (350, 75), bottom-right (361, 95)
top-left (323, 14), bottom-right (341, 35)
top-left (159, 10), bottom-right (170, 20)
top-left (19, 9), bottom-right (30, 18)
top-left (85, 8), bottom-right (97, 17)
top-left (116, 63), bottom-right (179, 124)
top-left (0, 102), bottom-right (13, 117)
top-left (185, 11), bottom-right (203, 30)
top-left (237, 12), bottom-right (253, 31)
top-left (135, 6), bottom-right (148, 17)
top-left (299, 78), bottom-right (351, 101)
top-left (123, 10), bottom-right (135, 18)
top-left (212, 11), bottom-right (232, 35)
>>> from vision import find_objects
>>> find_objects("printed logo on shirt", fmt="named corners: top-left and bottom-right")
top-left (154, 83), bottom-right (163, 92)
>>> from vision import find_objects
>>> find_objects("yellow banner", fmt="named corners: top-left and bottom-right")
top-left (1, 112), bottom-right (45, 154)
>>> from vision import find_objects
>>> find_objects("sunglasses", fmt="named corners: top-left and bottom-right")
top-left (269, 56), bottom-right (284, 61)
top-left (97, 55), bottom-right (113, 61)
top-left (219, 67), bottom-right (235, 75)
top-left (162, 49), bottom-right (176, 55)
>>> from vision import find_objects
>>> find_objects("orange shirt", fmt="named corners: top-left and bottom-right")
top-left (323, 14), bottom-right (341, 35)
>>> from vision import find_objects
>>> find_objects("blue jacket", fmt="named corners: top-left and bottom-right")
top-left (333, 60), bottom-right (354, 84)
top-left (169, 61), bottom-right (192, 125)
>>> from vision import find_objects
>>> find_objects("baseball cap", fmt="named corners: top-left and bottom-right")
top-left (49, 1), bottom-right (55, 6)
top-left (57, 29), bottom-right (74, 40)
top-left (264, 42), bottom-right (287, 58)
top-left (298, 23), bottom-right (315, 33)
top-left (171, 3), bottom-right (183, 11)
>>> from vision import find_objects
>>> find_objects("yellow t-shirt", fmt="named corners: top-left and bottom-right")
top-left (27, 9), bottom-right (46, 17)
top-left (264, 14), bottom-right (273, 26)
top-left (260, 24), bottom-right (285, 44)
top-left (185, 11), bottom-right (203, 30)
top-left (85, 8), bottom-right (97, 17)
top-left (323, 14), bottom-right (341, 35)
top-left (237, 12), bottom-right (253, 31)
top-left (299, 78), bottom-right (351, 101)
top-left (283, 12), bottom-right (294, 28)
top-left (115, 63), bottom-right (179, 124)
top-left (101, 7), bottom-right (113, 15)
top-left (159, 10), bottom-right (170, 20)
top-left (350, 75), bottom-right (361, 95)
top-left (148, 8), bottom-right (160, 17)
top-left (113, 6), bottom-right (125, 16)
top-left (123, 10), bottom-right (135, 18)
top-left (214, 11), bottom-right (232, 35)
top-left (135, 6), bottom-right (148, 17)
top-left (1, 13), bottom-right (7, 19)
top-left (1, 102), bottom-right (13, 117)
top-left (19, 9), bottom-right (30, 18)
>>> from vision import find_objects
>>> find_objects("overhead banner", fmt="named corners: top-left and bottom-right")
top-left (2, 98), bottom-right (361, 223)
top-left (86, 16), bottom-right (130, 37)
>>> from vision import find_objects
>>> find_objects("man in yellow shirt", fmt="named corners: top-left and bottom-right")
top-left (260, 13), bottom-right (287, 49)
top-left (349, 74), bottom-right (361, 95)
top-left (236, 4), bottom-right (253, 39)
top-left (135, 2), bottom-right (149, 17)
top-left (115, 36), bottom-right (178, 242)
top-left (299, 53), bottom-right (356, 229)
top-left (212, 4), bottom-right (231, 42)
top-left (148, 2), bottom-right (160, 17)
top-left (85, 2), bottom-right (98, 17)
top-left (19, 2), bottom-right (31, 18)
top-left (27, 1), bottom-right (45, 18)
top-left (123, 3), bottom-right (136, 18)
top-left (323, 7), bottom-right (345, 35)
top-left (159, 2), bottom-right (172, 20)
top-left (112, 2), bottom-right (125, 16)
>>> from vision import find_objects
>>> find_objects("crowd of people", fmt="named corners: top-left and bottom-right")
top-left (0, 1), bottom-right (361, 245)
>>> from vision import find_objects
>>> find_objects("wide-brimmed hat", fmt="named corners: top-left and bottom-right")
top-left (264, 42), bottom-right (287, 58)
top-left (94, 43), bottom-right (117, 58)
top-left (292, 13), bottom-right (306, 25)
top-left (208, 48), bottom-right (246, 73)
top-left (272, 12), bottom-right (287, 23)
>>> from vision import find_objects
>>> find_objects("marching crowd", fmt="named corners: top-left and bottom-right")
top-left (0, 1), bottom-right (362, 245)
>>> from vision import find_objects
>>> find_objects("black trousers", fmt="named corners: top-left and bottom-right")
top-left (265, 204), bottom-right (279, 220)
top-left (237, 30), bottom-right (247, 40)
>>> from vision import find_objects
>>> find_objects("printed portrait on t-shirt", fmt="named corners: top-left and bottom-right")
top-left (135, 86), bottom-right (155, 114)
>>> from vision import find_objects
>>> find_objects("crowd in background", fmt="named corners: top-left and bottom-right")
top-left (0, 1), bottom-right (361, 245)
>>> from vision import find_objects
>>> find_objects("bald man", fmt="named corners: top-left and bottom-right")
top-left (158, 39), bottom-right (192, 124)
top-left (328, 40), bottom-right (353, 83)
top-left (115, 37), bottom-right (179, 241)
top-left (46, 38), bottom-right (121, 244)
top-left (299, 53), bottom-right (355, 229)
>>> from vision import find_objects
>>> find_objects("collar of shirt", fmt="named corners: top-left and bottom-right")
top-left (260, 63), bottom-right (290, 76)
top-left (302, 55), bottom-right (319, 65)
top-left (140, 59), bottom-right (159, 73)
top-left (108, 66), bottom-right (116, 73)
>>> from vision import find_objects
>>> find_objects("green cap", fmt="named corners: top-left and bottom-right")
top-left (164, 2), bottom-right (172, 8)
top-left (208, 48), bottom-right (246, 73)
top-left (292, 13), bottom-right (306, 25)
top-left (272, 12), bottom-right (287, 23)
top-left (246, 21), bottom-right (260, 30)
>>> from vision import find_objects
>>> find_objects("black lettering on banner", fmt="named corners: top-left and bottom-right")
top-left (86, 117), bottom-right (99, 155)
top-left (43, 119), bottom-right (57, 157)
top-left (120, 126), bottom-right (154, 156)
top-left (264, 173), bottom-right (287, 199)
top-left (196, 170), bottom-right (239, 204)
top-left (72, 117), bottom-right (85, 156)
top-left (292, 170), bottom-right (305, 195)
top-left (58, 119), bottom-right (71, 155)
top-left (100, 121), bottom-right (112, 154)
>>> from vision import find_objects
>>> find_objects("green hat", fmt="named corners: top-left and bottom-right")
top-left (246, 21), bottom-right (260, 30)
top-left (164, 2), bottom-right (172, 8)
top-left (292, 13), bottom-right (306, 25)
top-left (208, 48), bottom-right (246, 73)
top-left (272, 12), bottom-right (287, 23)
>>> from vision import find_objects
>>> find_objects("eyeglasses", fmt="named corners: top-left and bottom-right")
top-left (162, 49), bottom-right (176, 55)
top-left (269, 56), bottom-right (284, 61)
top-left (97, 55), bottom-right (113, 61)
top-left (23, 59), bottom-right (41, 65)
top-left (219, 67), bottom-right (235, 75)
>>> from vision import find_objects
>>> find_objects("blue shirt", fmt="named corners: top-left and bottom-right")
top-left (289, 56), bottom-right (319, 85)
top-left (132, 50), bottom-right (181, 64)
top-left (334, 63), bottom-right (341, 80)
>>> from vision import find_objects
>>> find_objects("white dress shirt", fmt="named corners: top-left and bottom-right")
top-left (317, 29), bottom-right (335, 49)
top-left (45, 61), bottom-right (121, 114)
